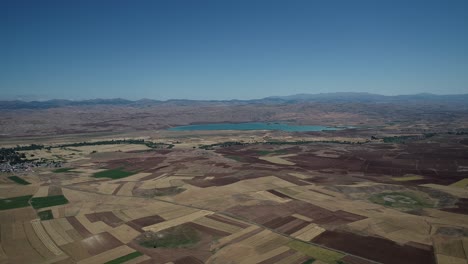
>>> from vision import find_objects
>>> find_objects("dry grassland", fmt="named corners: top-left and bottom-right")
top-left (142, 210), bottom-right (213, 233)
top-left (61, 241), bottom-right (91, 262)
top-left (30, 219), bottom-right (65, 256)
top-left (19, 144), bottom-right (150, 164)
top-left (23, 221), bottom-right (59, 259)
top-left (109, 224), bottom-right (141, 243)
top-left (292, 214), bottom-right (313, 222)
top-left (208, 228), bottom-right (297, 264)
top-left (139, 175), bottom-right (193, 189)
top-left (420, 184), bottom-right (468, 198)
top-left (251, 190), bottom-right (291, 203)
top-left (210, 226), bottom-right (260, 251)
top-left (450, 179), bottom-right (468, 189)
top-left (157, 207), bottom-right (200, 220)
top-left (75, 214), bottom-right (113, 234)
top-left (173, 176), bottom-right (296, 203)
top-left (0, 184), bottom-right (39, 198)
top-left (42, 220), bottom-right (75, 245)
top-left (258, 154), bottom-right (297, 165)
top-left (115, 182), bottom-right (137, 196)
top-left (193, 216), bottom-right (243, 234)
top-left (96, 183), bottom-right (120, 195)
top-left (392, 174), bottom-right (425, 181)
top-left (76, 245), bottom-right (135, 264)
top-left (291, 223), bottom-right (326, 241)
top-left (435, 254), bottom-right (467, 264)
top-left (33, 186), bottom-right (49, 198)
top-left (239, 245), bottom-right (291, 264)
top-left (287, 173), bottom-right (309, 179)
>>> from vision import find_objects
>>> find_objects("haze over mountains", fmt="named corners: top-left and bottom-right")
top-left (1, 92), bottom-right (468, 110)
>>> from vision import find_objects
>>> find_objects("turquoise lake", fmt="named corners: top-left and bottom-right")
top-left (168, 122), bottom-right (343, 132)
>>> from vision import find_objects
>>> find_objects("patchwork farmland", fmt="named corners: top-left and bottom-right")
top-left (0, 128), bottom-right (468, 264)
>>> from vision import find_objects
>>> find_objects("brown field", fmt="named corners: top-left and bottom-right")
top-left (313, 230), bottom-right (435, 264)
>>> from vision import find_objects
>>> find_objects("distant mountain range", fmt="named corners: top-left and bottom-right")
top-left (1, 92), bottom-right (468, 110)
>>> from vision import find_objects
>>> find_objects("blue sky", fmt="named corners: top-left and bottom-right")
top-left (1, 0), bottom-right (468, 100)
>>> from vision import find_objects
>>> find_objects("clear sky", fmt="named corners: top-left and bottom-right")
top-left (1, 0), bottom-right (468, 100)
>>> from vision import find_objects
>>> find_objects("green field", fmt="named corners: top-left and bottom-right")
top-left (139, 225), bottom-right (200, 248)
top-left (8, 176), bottom-right (31, 185)
top-left (52, 168), bottom-right (75, 173)
top-left (0, 195), bottom-right (32, 210)
top-left (31, 195), bottom-right (69, 209)
top-left (288, 241), bottom-right (344, 263)
top-left (38, 210), bottom-right (54, 220)
top-left (92, 168), bottom-right (135, 179)
top-left (104, 251), bottom-right (143, 264)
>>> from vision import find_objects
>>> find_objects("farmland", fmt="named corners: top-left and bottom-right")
top-left (93, 169), bottom-right (136, 179)
top-left (30, 195), bottom-right (69, 209)
top-left (0, 195), bottom-right (32, 210)
top-left (0, 120), bottom-right (467, 264)
top-left (8, 175), bottom-right (31, 185)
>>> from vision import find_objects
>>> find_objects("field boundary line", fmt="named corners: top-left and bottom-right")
top-left (30, 219), bottom-right (64, 256)
top-left (62, 185), bottom-right (382, 264)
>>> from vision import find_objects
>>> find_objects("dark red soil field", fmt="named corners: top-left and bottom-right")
top-left (313, 210), bottom-right (367, 227)
top-left (227, 200), bottom-right (366, 231)
top-left (263, 216), bottom-right (298, 229)
top-left (289, 155), bottom-right (364, 172)
top-left (278, 219), bottom-right (310, 235)
top-left (215, 142), bottom-right (468, 187)
top-left (312, 231), bottom-right (435, 264)
top-left (341, 255), bottom-right (378, 264)
top-left (267, 189), bottom-right (295, 199)
top-left (66, 216), bottom-right (92, 238)
top-left (105, 156), bottom-right (166, 172)
top-left (186, 222), bottom-right (231, 237)
top-left (127, 215), bottom-right (165, 232)
top-left (85, 211), bottom-right (123, 227)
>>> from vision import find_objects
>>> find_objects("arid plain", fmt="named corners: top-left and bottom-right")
top-left (1, 100), bottom-right (468, 264)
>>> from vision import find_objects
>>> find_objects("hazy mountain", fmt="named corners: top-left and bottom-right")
top-left (1, 93), bottom-right (468, 110)
top-left (266, 92), bottom-right (468, 103)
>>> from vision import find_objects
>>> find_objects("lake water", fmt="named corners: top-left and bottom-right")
top-left (169, 122), bottom-right (343, 132)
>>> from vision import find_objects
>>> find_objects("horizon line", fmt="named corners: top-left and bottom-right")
top-left (2, 91), bottom-right (468, 102)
